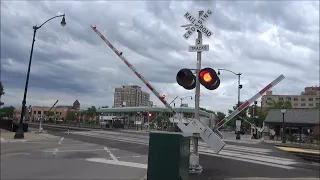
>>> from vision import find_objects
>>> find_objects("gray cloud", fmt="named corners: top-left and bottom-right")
top-left (1, 1), bottom-right (319, 113)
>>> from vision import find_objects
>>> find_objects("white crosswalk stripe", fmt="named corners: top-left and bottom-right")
top-left (69, 131), bottom-right (300, 169)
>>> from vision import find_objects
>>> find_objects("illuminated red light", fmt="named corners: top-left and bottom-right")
top-left (200, 70), bottom-right (213, 82)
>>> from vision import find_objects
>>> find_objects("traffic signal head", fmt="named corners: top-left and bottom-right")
top-left (176, 68), bottom-right (196, 90)
top-left (199, 68), bottom-right (220, 90)
top-left (148, 113), bottom-right (152, 117)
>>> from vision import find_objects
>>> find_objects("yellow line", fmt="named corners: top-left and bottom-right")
top-left (276, 146), bottom-right (320, 154)
top-left (1, 152), bottom-right (30, 157)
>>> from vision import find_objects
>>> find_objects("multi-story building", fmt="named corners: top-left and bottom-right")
top-left (261, 86), bottom-right (320, 109)
top-left (113, 85), bottom-right (150, 107)
top-left (13, 100), bottom-right (81, 121)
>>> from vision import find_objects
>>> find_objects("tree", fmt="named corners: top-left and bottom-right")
top-left (66, 111), bottom-right (76, 121)
top-left (0, 81), bottom-right (4, 97)
top-left (226, 101), bottom-right (250, 129)
top-left (0, 106), bottom-right (15, 117)
top-left (268, 100), bottom-right (292, 109)
top-left (313, 105), bottom-right (320, 109)
top-left (86, 106), bottom-right (97, 120)
top-left (216, 111), bottom-right (226, 123)
top-left (101, 105), bottom-right (109, 108)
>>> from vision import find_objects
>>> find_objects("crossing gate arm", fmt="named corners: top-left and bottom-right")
top-left (90, 25), bottom-right (176, 115)
top-left (213, 74), bottom-right (285, 131)
top-left (91, 25), bottom-right (226, 154)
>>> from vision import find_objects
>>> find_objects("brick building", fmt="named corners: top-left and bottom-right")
top-left (13, 100), bottom-right (81, 121)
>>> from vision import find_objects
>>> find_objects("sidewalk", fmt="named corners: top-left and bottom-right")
top-left (0, 129), bottom-right (58, 143)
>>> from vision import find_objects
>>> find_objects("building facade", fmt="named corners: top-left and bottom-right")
top-left (98, 106), bottom-right (217, 128)
top-left (261, 86), bottom-right (320, 109)
top-left (113, 85), bottom-right (150, 107)
top-left (13, 100), bottom-right (81, 121)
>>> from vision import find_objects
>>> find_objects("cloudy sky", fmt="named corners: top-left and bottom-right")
top-left (1, 1), bottom-right (319, 113)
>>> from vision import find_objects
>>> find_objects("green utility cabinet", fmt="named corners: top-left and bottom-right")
top-left (147, 132), bottom-right (191, 180)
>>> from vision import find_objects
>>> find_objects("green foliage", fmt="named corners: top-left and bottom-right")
top-left (86, 106), bottom-right (97, 118)
top-left (226, 101), bottom-right (249, 128)
top-left (0, 81), bottom-right (4, 97)
top-left (66, 111), bottom-right (76, 121)
top-left (268, 100), bottom-right (292, 109)
top-left (0, 106), bottom-right (15, 117)
top-left (101, 105), bottom-right (109, 108)
top-left (313, 105), bottom-right (320, 109)
top-left (216, 111), bottom-right (226, 123)
top-left (200, 107), bottom-right (216, 114)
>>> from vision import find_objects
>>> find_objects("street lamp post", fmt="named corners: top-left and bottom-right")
top-left (217, 69), bottom-right (242, 139)
top-left (180, 96), bottom-right (193, 117)
top-left (281, 108), bottom-right (286, 143)
top-left (217, 69), bottom-right (242, 107)
top-left (14, 14), bottom-right (66, 139)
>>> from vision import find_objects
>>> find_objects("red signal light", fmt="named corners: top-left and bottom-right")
top-left (161, 95), bottom-right (166, 99)
top-left (148, 113), bottom-right (152, 117)
top-left (199, 68), bottom-right (220, 90)
top-left (200, 70), bottom-right (213, 83)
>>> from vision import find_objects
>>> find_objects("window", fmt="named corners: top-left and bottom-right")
top-left (279, 97), bottom-right (284, 101)
top-left (293, 98), bottom-right (298, 101)
top-left (301, 103), bottom-right (306, 106)
top-left (309, 98), bottom-right (313, 101)
top-left (301, 98), bottom-right (306, 101)
top-left (309, 103), bottom-right (313, 106)
top-left (33, 111), bottom-right (36, 114)
top-left (286, 97), bottom-right (291, 101)
top-left (267, 97), bottom-right (272, 100)
top-left (38, 111), bottom-right (41, 114)
top-left (294, 103), bottom-right (298, 106)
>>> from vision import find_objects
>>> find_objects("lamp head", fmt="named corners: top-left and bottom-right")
top-left (190, 96), bottom-right (193, 100)
top-left (61, 15), bottom-right (66, 27)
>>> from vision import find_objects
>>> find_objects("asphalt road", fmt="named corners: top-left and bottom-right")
top-left (1, 129), bottom-right (319, 180)
top-left (49, 130), bottom-right (320, 179)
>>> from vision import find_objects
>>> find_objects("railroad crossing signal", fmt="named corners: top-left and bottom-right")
top-left (199, 68), bottom-right (220, 90)
top-left (176, 68), bottom-right (196, 90)
top-left (176, 68), bottom-right (220, 90)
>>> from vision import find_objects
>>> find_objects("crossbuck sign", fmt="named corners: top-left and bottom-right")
top-left (183, 10), bottom-right (213, 40)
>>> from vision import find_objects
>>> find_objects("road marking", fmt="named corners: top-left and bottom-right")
top-left (276, 146), bottom-right (320, 154)
top-left (104, 147), bottom-right (118, 161)
top-left (58, 137), bottom-right (64, 145)
top-left (116, 155), bottom-right (143, 159)
top-left (42, 149), bottom-right (106, 153)
top-left (0, 137), bottom-right (6, 143)
top-left (86, 158), bottom-right (147, 169)
top-left (1, 152), bottom-right (30, 157)
top-left (200, 151), bottom-right (295, 170)
top-left (53, 148), bottom-right (58, 155)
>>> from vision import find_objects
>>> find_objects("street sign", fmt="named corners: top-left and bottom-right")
top-left (189, 45), bottom-right (209, 52)
top-left (183, 10), bottom-right (213, 39)
top-left (236, 120), bottom-right (241, 132)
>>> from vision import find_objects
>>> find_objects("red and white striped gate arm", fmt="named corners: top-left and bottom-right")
top-left (90, 25), bottom-right (177, 114)
top-left (213, 74), bottom-right (285, 131)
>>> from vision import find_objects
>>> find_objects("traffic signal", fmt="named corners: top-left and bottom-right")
top-left (176, 68), bottom-right (196, 90)
top-left (199, 68), bottom-right (220, 90)
top-left (148, 113), bottom-right (152, 117)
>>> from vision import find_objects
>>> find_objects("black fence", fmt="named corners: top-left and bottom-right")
top-left (0, 119), bottom-right (28, 132)
top-left (0, 119), bottom-right (13, 131)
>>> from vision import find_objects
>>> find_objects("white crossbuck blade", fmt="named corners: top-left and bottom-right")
top-left (90, 25), bottom-right (285, 155)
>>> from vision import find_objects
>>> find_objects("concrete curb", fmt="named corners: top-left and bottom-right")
top-left (139, 174), bottom-right (147, 180)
